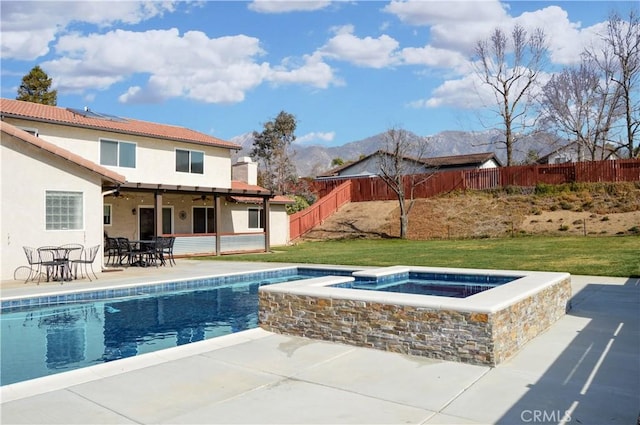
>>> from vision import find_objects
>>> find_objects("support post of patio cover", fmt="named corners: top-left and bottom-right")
top-left (263, 196), bottom-right (270, 252)
top-left (215, 194), bottom-right (221, 256)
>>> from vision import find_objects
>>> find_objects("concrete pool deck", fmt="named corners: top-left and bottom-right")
top-left (1, 260), bottom-right (638, 424)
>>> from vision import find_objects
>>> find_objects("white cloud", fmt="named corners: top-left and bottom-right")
top-left (384, 0), bottom-right (508, 26)
top-left (43, 27), bottom-right (339, 103)
top-left (248, 0), bottom-right (331, 13)
top-left (410, 73), bottom-right (490, 110)
top-left (401, 45), bottom-right (469, 71)
top-left (513, 6), bottom-right (604, 66)
top-left (0, 1), bottom-right (180, 60)
top-left (296, 131), bottom-right (336, 144)
top-left (384, 0), bottom-right (508, 52)
top-left (269, 53), bottom-right (339, 88)
top-left (319, 26), bottom-right (400, 68)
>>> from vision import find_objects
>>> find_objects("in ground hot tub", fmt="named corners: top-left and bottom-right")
top-left (259, 266), bottom-right (571, 366)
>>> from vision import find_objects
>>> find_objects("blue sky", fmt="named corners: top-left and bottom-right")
top-left (1, 1), bottom-right (636, 146)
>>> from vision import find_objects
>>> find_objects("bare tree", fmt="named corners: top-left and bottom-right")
top-left (474, 24), bottom-right (548, 165)
top-left (539, 56), bottom-right (624, 160)
top-left (600, 10), bottom-right (640, 158)
top-left (377, 127), bottom-right (433, 239)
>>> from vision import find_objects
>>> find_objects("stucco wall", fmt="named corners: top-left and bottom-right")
top-left (1, 133), bottom-right (105, 281)
top-left (4, 118), bottom-right (232, 188)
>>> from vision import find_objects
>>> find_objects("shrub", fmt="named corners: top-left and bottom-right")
top-left (286, 195), bottom-right (310, 215)
top-left (534, 183), bottom-right (555, 195)
top-left (559, 200), bottom-right (573, 210)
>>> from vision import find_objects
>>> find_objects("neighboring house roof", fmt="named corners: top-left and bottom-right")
top-left (318, 150), bottom-right (501, 178)
top-left (536, 141), bottom-right (619, 164)
top-left (0, 98), bottom-right (240, 150)
top-left (421, 152), bottom-right (502, 168)
top-left (1, 121), bottom-right (126, 184)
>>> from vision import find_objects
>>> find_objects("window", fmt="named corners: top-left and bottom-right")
top-left (100, 139), bottom-right (136, 168)
top-left (176, 149), bottom-right (204, 174)
top-left (103, 204), bottom-right (112, 226)
top-left (193, 207), bottom-right (215, 233)
top-left (46, 191), bottom-right (83, 230)
top-left (248, 208), bottom-right (264, 229)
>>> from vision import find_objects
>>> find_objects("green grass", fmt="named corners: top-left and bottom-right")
top-left (201, 236), bottom-right (640, 278)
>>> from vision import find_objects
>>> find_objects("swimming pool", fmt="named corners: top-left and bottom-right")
top-left (0, 267), bottom-right (355, 386)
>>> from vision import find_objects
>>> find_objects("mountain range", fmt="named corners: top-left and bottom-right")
top-left (230, 129), bottom-right (559, 178)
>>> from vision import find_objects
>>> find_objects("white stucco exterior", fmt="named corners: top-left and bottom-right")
top-left (9, 118), bottom-right (233, 188)
top-left (1, 133), bottom-right (106, 280)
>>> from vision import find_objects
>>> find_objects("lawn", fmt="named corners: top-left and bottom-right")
top-left (204, 235), bottom-right (640, 277)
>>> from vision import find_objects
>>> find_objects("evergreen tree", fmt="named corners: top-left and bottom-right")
top-left (250, 111), bottom-right (298, 194)
top-left (16, 65), bottom-right (57, 105)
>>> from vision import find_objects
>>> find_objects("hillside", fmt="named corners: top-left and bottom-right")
top-left (301, 182), bottom-right (640, 241)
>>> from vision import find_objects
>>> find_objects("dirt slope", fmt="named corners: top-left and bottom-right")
top-left (302, 183), bottom-right (640, 241)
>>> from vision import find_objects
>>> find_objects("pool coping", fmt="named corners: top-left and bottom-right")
top-left (0, 264), bottom-right (364, 310)
top-left (0, 328), bottom-right (272, 403)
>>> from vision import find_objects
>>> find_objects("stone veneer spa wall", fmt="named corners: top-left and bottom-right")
top-left (258, 267), bottom-right (571, 366)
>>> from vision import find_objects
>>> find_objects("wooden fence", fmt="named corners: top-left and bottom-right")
top-left (312, 159), bottom-right (640, 203)
top-left (290, 159), bottom-right (639, 240)
top-left (289, 180), bottom-right (352, 240)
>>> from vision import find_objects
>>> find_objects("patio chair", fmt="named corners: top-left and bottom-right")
top-left (72, 245), bottom-right (100, 281)
top-left (37, 246), bottom-right (66, 283)
top-left (116, 238), bottom-right (136, 266)
top-left (162, 236), bottom-right (176, 266)
top-left (104, 237), bottom-right (119, 266)
top-left (60, 243), bottom-right (84, 279)
top-left (155, 237), bottom-right (173, 266)
top-left (21, 246), bottom-right (45, 283)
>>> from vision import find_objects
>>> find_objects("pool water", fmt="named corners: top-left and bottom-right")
top-left (0, 270), bottom-right (341, 386)
top-left (347, 280), bottom-right (498, 297)
top-left (333, 272), bottom-right (521, 298)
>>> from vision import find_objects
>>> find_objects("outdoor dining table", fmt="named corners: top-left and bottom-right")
top-left (128, 240), bottom-right (157, 267)
top-left (37, 246), bottom-right (82, 282)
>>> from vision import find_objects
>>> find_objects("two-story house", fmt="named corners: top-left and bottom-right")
top-left (0, 98), bottom-right (292, 281)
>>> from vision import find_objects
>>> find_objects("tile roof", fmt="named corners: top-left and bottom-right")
top-left (1, 121), bottom-right (126, 184)
top-left (0, 98), bottom-right (240, 150)
top-left (230, 181), bottom-right (294, 204)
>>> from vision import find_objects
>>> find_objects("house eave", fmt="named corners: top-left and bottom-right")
top-left (118, 182), bottom-right (274, 198)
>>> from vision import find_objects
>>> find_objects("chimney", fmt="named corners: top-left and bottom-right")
top-left (232, 156), bottom-right (257, 185)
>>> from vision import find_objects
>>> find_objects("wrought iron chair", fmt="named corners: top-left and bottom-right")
top-left (21, 246), bottom-right (44, 283)
top-left (163, 236), bottom-right (176, 266)
top-left (116, 238), bottom-right (136, 266)
top-left (154, 237), bottom-right (171, 266)
top-left (72, 245), bottom-right (100, 281)
top-left (104, 237), bottom-right (119, 266)
top-left (36, 246), bottom-right (66, 283)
